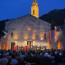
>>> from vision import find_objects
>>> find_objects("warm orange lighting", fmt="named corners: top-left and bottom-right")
top-left (49, 31), bottom-right (51, 42)
top-left (55, 27), bottom-right (57, 41)
top-left (24, 33), bottom-right (28, 40)
top-left (55, 26), bottom-right (57, 30)
top-left (0, 42), bottom-right (1, 50)
top-left (58, 41), bottom-right (63, 50)
top-left (14, 34), bottom-right (18, 40)
top-left (32, 33), bottom-right (36, 40)
top-left (4, 44), bottom-right (5, 50)
top-left (40, 37), bottom-right (44, 40)
top-left (40, 33), bottom-right (44, 40)
top-left (27, 27), bottom-right (31, 31)
top-left (58, 41), bottom-right (61, 49)
top-left (6, 41), bottom-right (8, 50)
top-left (48, 38), bottom-right (50, 49)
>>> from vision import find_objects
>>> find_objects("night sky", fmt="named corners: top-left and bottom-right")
top-left (0, 0), bottom-right (65, 21)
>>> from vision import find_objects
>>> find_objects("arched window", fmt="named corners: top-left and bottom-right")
top-left (11, 32), bottom-right (13, 38)
top-left (33, 10), bottom-right (35, 15)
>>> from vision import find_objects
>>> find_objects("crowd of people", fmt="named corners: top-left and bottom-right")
top-left (0, 49), bottom-right (65, 65)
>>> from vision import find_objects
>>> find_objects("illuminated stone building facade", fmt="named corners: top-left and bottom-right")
top-left (5, 15), bottom-right (51, 50)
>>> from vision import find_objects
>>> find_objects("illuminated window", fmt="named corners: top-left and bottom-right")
top-left (24, 33), bottom-right (28, 40)
top-left (32, 34), bottom-right (36, 40)
top-left (14, 34), bottom-right (18, 40)
top-left (40, 33), bottom-right (44, 40)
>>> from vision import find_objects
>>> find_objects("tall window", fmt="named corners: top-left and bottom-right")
top-left (11, 32), bottom-right (13, 38)
top-left (44, 33), bottom-right (46, 40)
top-left (33, 10), bottom-right (35, 15)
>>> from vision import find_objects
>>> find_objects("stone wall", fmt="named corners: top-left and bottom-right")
top-left (5, 15), bottom-right (51, 49)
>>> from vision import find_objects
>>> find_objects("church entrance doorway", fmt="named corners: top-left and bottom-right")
top-left (27, 41), bottom-right (33, 49)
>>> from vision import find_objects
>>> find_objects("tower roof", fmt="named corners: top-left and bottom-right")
top-left (32, 0), bottom-right (38, 6)
top-left (33, 0), bottom-right (37, 3)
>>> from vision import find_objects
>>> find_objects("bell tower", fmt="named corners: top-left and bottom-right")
top-left (31, 0), bottom-right (39, 18)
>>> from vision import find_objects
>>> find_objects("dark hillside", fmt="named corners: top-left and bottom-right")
top-left (40, 9), bottom-right (65, 29)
